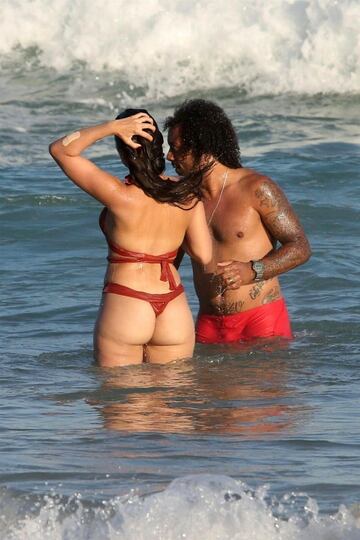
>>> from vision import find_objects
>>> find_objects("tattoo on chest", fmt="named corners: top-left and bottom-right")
top-left (262, 287), bottom-right (281, 304)
top-left (249, 281), bottom-right (265, 300)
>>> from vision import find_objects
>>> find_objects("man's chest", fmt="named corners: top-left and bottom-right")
top-left (205, 200), bottom-right (259, 244)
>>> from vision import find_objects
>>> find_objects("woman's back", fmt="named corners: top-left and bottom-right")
top-left (102, 183), bottom-right (203, 294)
top-left (105, 183), bottom-right (193, 253)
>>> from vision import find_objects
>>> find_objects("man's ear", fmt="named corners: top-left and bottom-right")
top-left (200, 155), bottom-right (215, 171)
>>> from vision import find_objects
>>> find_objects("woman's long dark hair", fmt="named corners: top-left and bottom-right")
top-left (115, 109), bottom-right (205, 207)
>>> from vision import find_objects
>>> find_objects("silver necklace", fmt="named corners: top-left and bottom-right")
top-left (207, 169), bottom-right (228, 225)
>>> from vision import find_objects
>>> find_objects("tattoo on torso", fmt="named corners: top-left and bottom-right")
top-left (213, 299), bottom-right (245, 315)
top-left (249, 280), bottom-right (265, 300)
top-left (209, 274), bottom-right (227, 296)
top-left (262, 286), bottom-right (281, 304)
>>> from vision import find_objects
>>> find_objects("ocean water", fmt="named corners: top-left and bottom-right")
top-left (1, 1), bottom-right (360, 538)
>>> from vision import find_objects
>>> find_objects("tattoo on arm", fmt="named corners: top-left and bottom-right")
top-left (254, 182), bottom-right (282, 209)
top-left (254, 179), bottom-right (311, 278)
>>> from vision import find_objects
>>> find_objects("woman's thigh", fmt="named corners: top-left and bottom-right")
top-left (94, 293), bottom-right (156, 367)
top-left (146, 294), bottom-right (195, 364)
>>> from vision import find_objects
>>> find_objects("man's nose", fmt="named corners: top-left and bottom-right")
top-left (166, 149), bottom-right (173, 161)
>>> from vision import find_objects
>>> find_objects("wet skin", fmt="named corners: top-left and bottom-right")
top-left (167, 126), bottom-right (311, 315)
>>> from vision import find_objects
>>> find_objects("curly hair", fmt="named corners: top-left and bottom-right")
top-left (164, 99), bottom-right (242, 169)
top-left (115, 109), bottom-right (203, 207)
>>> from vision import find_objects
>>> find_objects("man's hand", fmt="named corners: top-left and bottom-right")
top-left (216, 260), bottom-right (255, 289)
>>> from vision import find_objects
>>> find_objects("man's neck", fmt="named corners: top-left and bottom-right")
top-left (202, 161), bottom-right (230, 198)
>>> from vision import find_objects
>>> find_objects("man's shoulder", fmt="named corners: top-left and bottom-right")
top-left (233, 168), bottom-right (274, 192)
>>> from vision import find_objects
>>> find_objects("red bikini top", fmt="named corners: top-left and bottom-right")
top-left (99, 207), bottom-right (178, 291)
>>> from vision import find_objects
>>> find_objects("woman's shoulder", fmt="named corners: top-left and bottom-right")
top-left (169, 198), bottom-right (201, 215)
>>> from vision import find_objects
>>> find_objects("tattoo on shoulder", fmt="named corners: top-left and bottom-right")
top-left (262, 287), bottom-right (281, 305)
top-left (249, 281), bottom-right (265, 300)
top-left (254, 181), bottom-right (283, 209)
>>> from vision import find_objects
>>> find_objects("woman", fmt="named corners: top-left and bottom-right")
top-left (49, 110), bottom-right (212, 367)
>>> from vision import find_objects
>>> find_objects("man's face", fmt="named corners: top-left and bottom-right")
top-left (166, 125), bottom-right (196, 176)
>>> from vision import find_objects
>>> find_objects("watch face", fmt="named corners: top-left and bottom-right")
top-left (253, 261), bottom-right (264, 273)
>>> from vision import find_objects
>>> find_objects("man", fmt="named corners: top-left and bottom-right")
top-left (164, 99), bottom-right (311, 344)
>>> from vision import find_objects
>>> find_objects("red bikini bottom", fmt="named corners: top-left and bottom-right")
top-left (103, 282), bottom-right (184, 316)
top-left (196, 298), bottom-right (292, 343)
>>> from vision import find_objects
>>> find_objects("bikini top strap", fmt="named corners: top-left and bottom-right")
top-left (99, 207), bottom-right (178, 290)
top-left (108, 248), bottom-right (178, 291)
top-left (158, 255), bottom-right (178, 291)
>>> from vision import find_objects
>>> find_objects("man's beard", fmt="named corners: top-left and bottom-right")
top-left (172, 162), bottom-right (183, 175)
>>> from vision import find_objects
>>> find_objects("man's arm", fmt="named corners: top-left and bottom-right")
top-left (217, 176), bottom-right (311, 287)
top-left (251, 177), bottom-right (312, 277)
top-left (183, 201), bottom-right (212, 265)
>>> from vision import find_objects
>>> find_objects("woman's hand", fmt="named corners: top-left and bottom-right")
top-left (112, 113), bottom-right (156, 149)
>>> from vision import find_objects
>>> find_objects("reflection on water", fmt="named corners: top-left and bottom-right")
top-left (91, 344), bottom-right (308, 437)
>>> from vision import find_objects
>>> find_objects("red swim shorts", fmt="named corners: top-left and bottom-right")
top-left (196, 298), bottom-right (292, 344)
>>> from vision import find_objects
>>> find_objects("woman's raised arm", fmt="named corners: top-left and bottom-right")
top-left (49, 113), bottom-right (155, 207)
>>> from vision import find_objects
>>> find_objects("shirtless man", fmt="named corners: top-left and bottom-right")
top-left (165, 99), bottom-right (312, 343)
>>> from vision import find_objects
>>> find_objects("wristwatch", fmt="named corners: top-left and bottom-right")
top-left (251, 260), bottom-right (265, 282)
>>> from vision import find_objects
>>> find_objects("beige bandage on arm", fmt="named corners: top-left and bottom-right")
top-left (62, 131), bottom-right (80, 146)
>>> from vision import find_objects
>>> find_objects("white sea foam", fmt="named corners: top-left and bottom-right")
top-left (0, 0), bottom-right (359, 100)
top-left (3, 476), bottom-right (360, 540)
